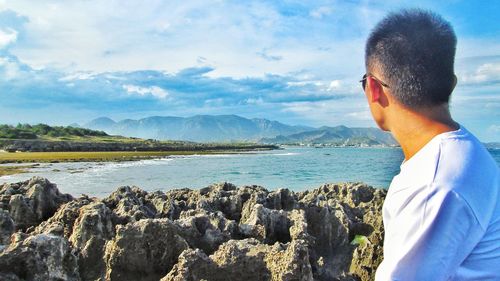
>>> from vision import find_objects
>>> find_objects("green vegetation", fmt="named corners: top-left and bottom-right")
top-left (0, 150), bottom-right (248, 164)
top-left (0, 164), bottom-right (38, 176)
top-left (350, 235), bottom-right (371, 247)
top-left (0, 123), bottom-right (108, 139)
top-left (0, 123), bottom-right (278, 164)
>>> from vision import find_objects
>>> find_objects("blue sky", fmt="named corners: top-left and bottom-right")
top-left (0, 0), bottom-right (499, 141)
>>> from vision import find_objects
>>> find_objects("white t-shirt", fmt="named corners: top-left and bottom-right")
top-left (375, 124), bottom-right (500, 281)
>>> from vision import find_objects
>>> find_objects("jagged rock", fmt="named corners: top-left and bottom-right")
top-left (104, 218), bottom-right (189, 281)
top-left (70, 202), bottom-right (115, 281)
top-left (288, 209), bottom-right (310, 241)
top-left (7, 194), bottom-right (38, 231)
top-left (304, 203), bottom-right (352, 280)
top-left (151, 188), bottom-right (200, 220)
top-left (0, 272), bottom-right (21, 281)
top-left (160, 248), bottom-right (218, 281)
top-left (298, 183), bottom-right (387, 280)
top-left (240, 186), bottom-right (272, 223)
top-left (0, 234), bottom-right (79, 281)
top-left (0, 177), bottom-right (73, 231)
top-left (0, 209), bottom-right (14, 245)
top-left (32, 195), bottom-right (94, 237)
top-left (298, 183), bottom-right (379, 209)
top-left (197, 182), bottom-right (249, 221)
top-left (0, 178), bottom-right (386, 281)
top-left (349, 189), bottom-right (386, 281)
top-left (103, 186), bottom-right (157, 224)
top-left (30, 197), bottom-right (116, 280)
top-left (175, 209), bottom-right (238, 254)
top-left (266, 188), bottom-right (298, 210)
top-left (240, 204), bottom-right (291, 244)
top-left (25, 177), bottom-right (73, 220)
top-left (163, 238), bottom-right (313, 281)
top-left (70, 202), bottom-right (115, 248)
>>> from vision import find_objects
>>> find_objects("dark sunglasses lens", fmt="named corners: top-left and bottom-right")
top-left (361, 74), bottom-right (367, 90)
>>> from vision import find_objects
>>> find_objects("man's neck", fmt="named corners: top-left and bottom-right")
top-left (389, 104), bottom-right (459, 161)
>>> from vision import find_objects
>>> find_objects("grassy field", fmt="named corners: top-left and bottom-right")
top-left (0, 150), bottom-right (244, 164)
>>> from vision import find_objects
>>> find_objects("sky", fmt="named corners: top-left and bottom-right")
top-left (0, 0), bottom-right (499, 141)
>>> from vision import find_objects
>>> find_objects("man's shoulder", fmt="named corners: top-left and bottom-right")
top-left (435, 128), bottom-right (498, 184)
top-left (433, 128), bottom-right (499, 229)
top-left (389, 125), bottom-right (498, 201)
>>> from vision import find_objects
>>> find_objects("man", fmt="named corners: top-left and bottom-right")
top-left (361, 9), bottom-right (500, 280)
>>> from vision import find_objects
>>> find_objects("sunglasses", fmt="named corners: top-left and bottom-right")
top-left (360, 74), bottom-right (390, 91)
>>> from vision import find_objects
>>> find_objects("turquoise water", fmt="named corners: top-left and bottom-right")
top-left (1, 147), bottom-right (498, 197)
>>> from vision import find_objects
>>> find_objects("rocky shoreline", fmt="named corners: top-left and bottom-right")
top-left (0, 177), bottom-right (386, 281)
top-left (0, 139), bottom-right (278, 153)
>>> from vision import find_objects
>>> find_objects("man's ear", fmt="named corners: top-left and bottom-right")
top-left (367, 76), bottom-right (382, 103)
top-left (451, 74), bottom-right (457, 91)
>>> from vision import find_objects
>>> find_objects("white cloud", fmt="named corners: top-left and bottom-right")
top-left (0, 28), bottom-right (17, 48)
top-left (59, 72), bottom-right (96, 81)
top-left (123, 84), bottom-right (169, 99)
top-left (488, 125), bottom-right (500, 134)
top-left (0, 56), bottom-right (21, 80)
top-left (327, 80), bottom-right (341, 91)
top-left (1, 1), bottom-right (370, 79)
top-left (310, 6), bottom-right (333, 19)
top-left (460, 62), bottom-right (500, 84)
top-left (281, 99), bottom-right (374, 127)
top-left (245, 97), bottom-right (264, 105)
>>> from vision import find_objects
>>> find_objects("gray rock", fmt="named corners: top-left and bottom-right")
top-left (0, 178), bottom-right (386, 281)
top-left (7, 194), bottom-right (38, 231)
top-left (0, 209), bottom-right (14, 245)
top-left (175, 209), bottom-right (238, 255)
top-left (104, 218), bottom-right (189, 281)
top-left (240, 203), bottom-right (291, 244)
top-left (70, 202), bottom-right (115, 281)
top-left (162, 238), bottom-right (313, 281)
top-left (32, 196), bottom-right (93, 237)
top-left (103, 185), bottom-right (157, 224)
top-left (0, 177), bottom-right (73, 231)
top-left (0, 234), bottom-right (79, 281)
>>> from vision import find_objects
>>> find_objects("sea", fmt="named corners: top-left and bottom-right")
top-left (1, 147), bottom-right (499, 197)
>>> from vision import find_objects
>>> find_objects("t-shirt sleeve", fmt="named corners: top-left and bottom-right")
top-left (375, 186), bottom-right (485, 281)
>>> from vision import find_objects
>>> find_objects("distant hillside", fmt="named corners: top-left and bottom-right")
top-left (0, 123), bottom-right (277, 153)
top-left (259, 125), bottom-right (397, 146)
top-left (81, 114), bottom-right (398, 146)
top-left (0, 124), bottom-right (108, 140)
top-left (84, 115), bottom-right (313, 142)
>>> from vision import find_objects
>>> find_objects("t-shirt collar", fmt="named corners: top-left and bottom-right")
top-left (400, 123), bottom-right (464, 171)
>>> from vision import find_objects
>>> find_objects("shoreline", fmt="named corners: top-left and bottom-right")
top-left (0, 177), bottom-right (385, 281)
top-left (0, 149), bottom-right (278, 177)
top-left (0, 147), bottom-right (276, 162)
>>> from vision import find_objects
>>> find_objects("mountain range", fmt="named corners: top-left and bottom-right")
top-left (82, 115), bottom-right (397, 146)
top-left (260, 125), bottom-right (397, 146)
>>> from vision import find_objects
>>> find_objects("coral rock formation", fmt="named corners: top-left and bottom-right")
top-left (0, 177), bottom-right (386, 281)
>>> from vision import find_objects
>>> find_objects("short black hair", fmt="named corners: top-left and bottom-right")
top-left (365, 9), bottom-right (457, 108)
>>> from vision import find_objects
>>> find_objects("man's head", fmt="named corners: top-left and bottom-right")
top-left (363, 9), bottom-right (457, 130)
